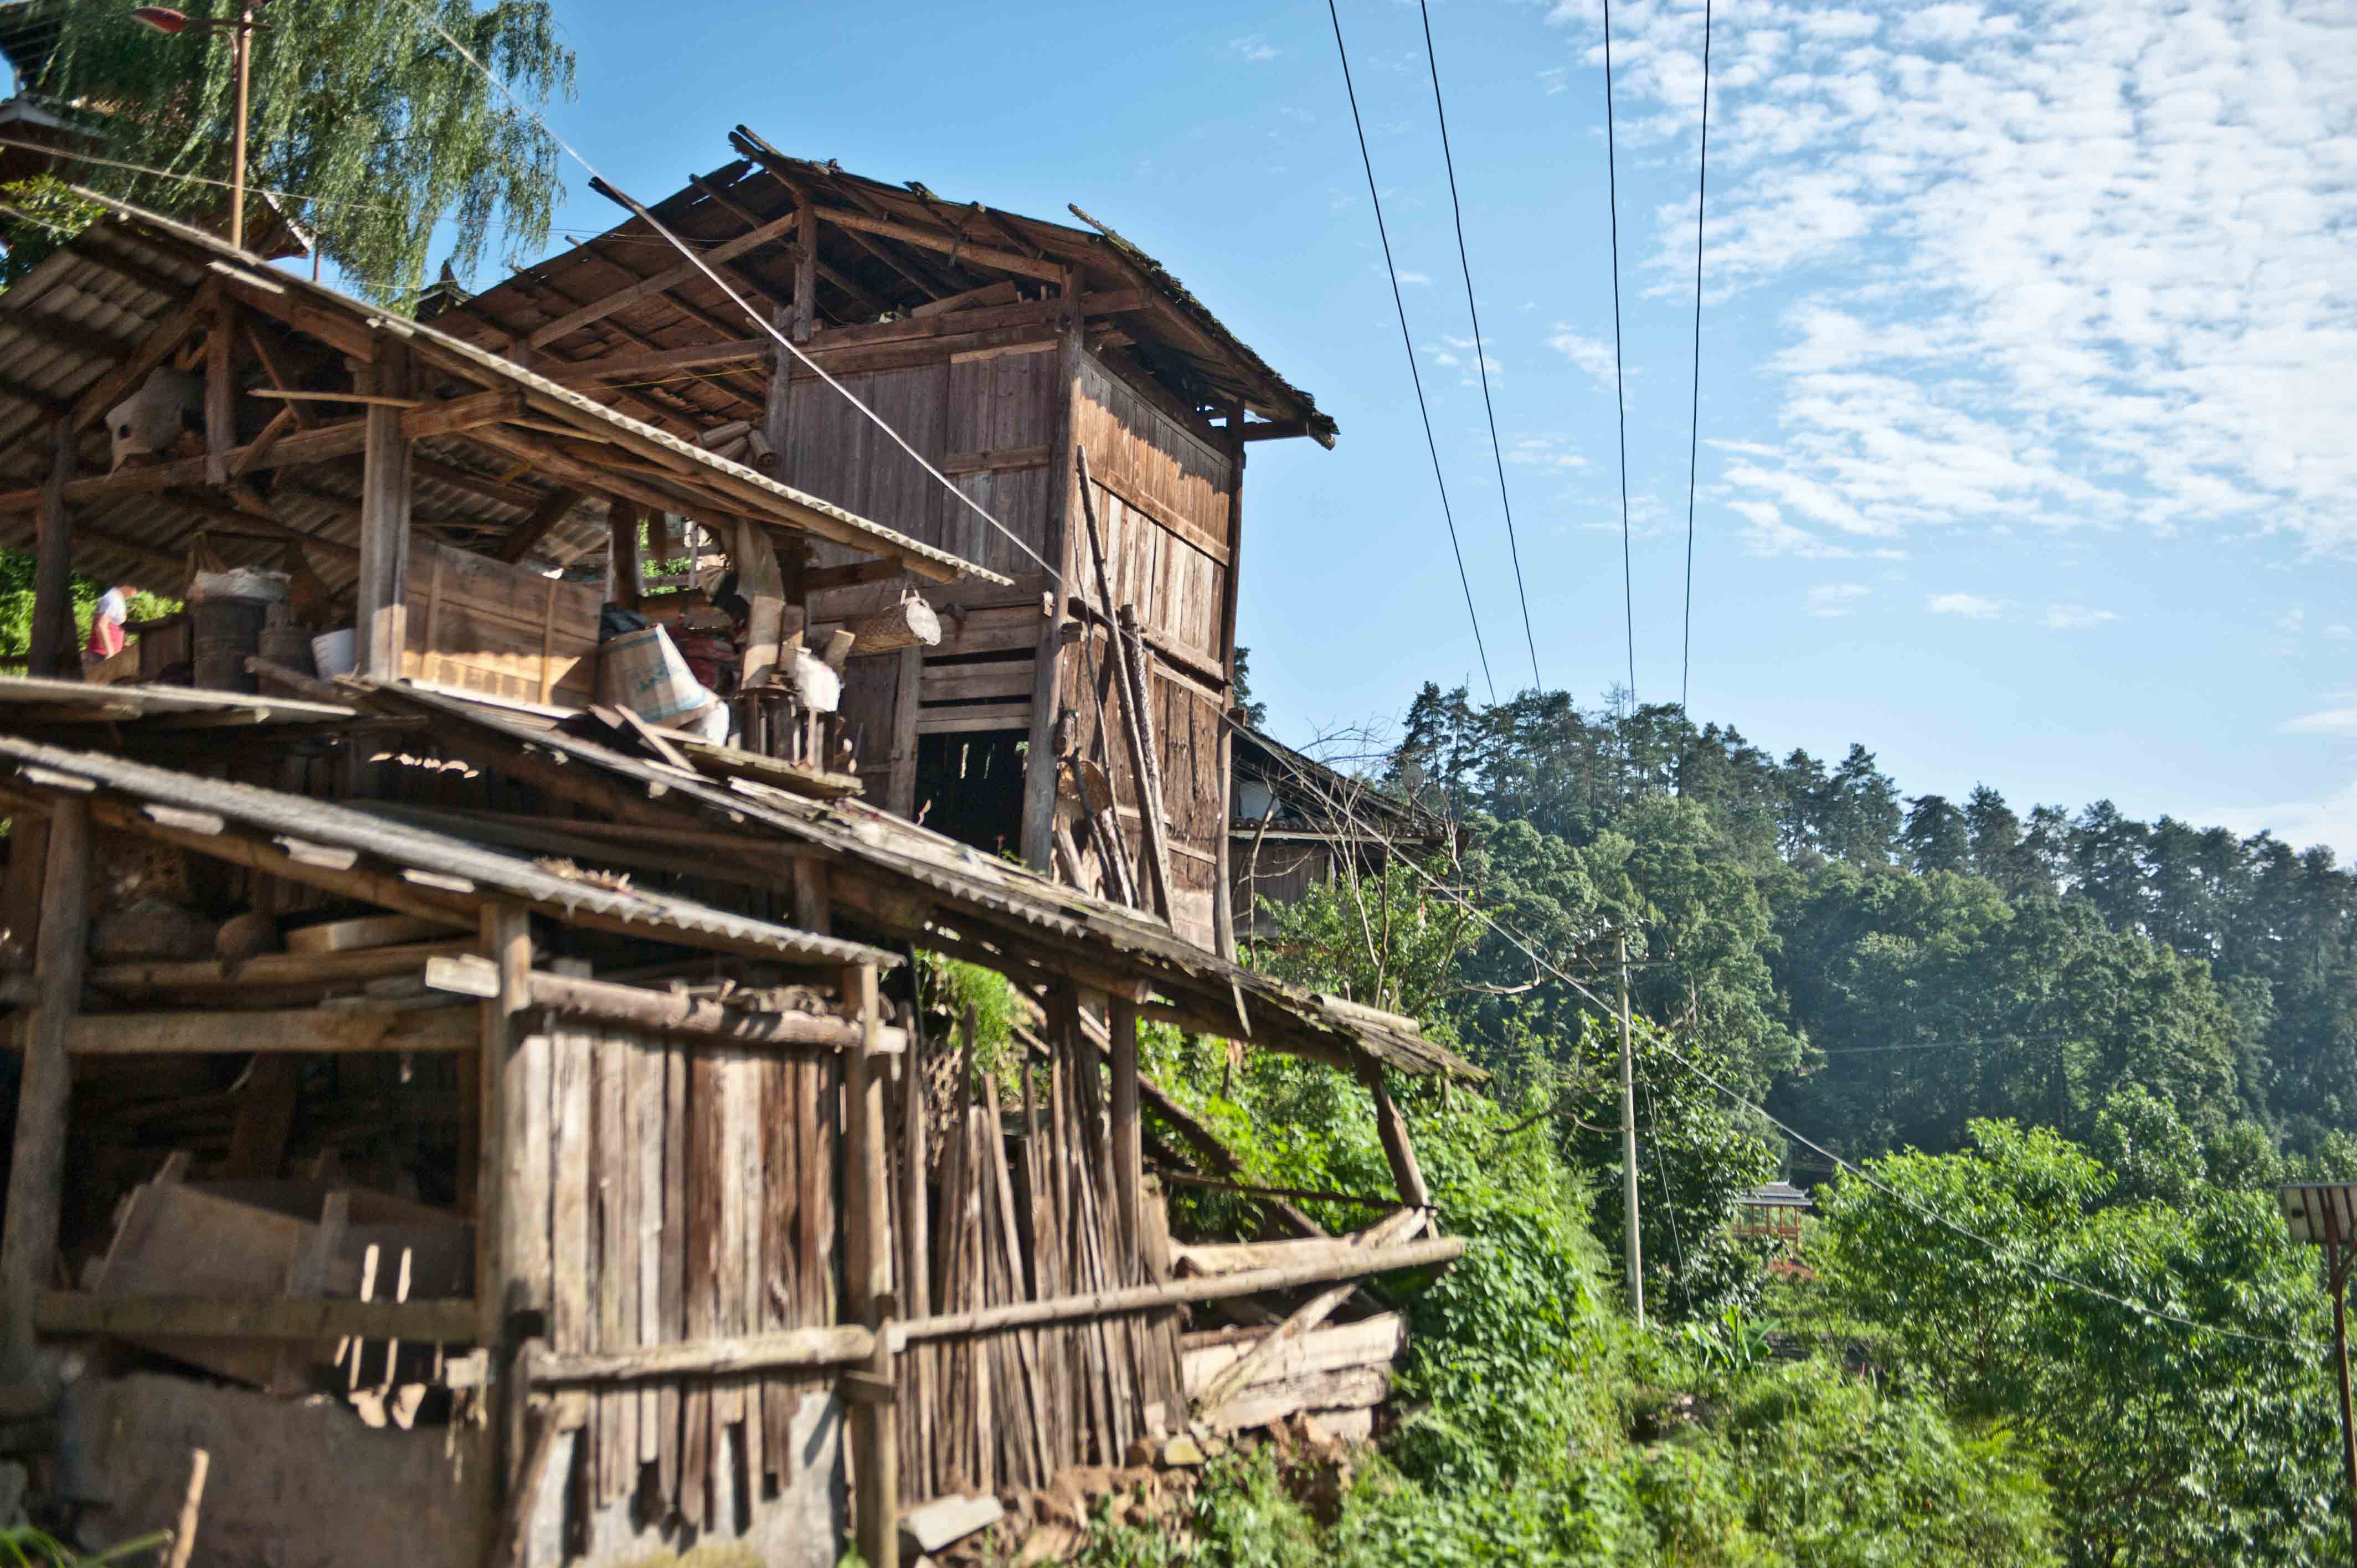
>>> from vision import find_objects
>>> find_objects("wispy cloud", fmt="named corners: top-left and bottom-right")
top-left (1394, 269), bottom-right (1432, 287)
top-left (2283, 708), bottom-right (2357, 736)
top-left (2042, 604), bottom-right (2119, 630)
top-left (1928, 592), bottom-right (2003, 620)
top-left (1546, 326), bottom-right (1619, 393)
top-left (1808, 583), bottom-right (1871, 617)
top-left (1228, 33), bottom-right (1280, 63)
top-left (1549, 0), bottom-right (2357, 554)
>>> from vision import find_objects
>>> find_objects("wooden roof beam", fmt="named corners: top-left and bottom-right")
top-left (686, 172), bottom-right (886, 320)
top-left (530, 188), bottom-right (796, 349)
top-left (811, 205), bottom-right (1062, 285)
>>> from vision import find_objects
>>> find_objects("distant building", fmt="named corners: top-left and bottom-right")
top-left (1228, 726), bottom-right (1453, 942)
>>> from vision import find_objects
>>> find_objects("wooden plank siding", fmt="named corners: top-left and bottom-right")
top-left (777, 332), bottom-right (1237, 950)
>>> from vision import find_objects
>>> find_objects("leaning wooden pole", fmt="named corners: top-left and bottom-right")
top-left (1619, 930), bottom-right (1644, 1327)
top-left (1074, 447), bottom-right (1174, 921)
top-left (840, 962), bottom-right (899, 1568)
top-left (0, 797), bottom-right (89, 1386)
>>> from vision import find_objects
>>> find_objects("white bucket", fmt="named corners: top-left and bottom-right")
top-left (311, 627), bottom-right (357, 679)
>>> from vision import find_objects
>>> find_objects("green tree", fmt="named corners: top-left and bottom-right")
top-left (25, 0), bottom-right (574, 300)
top-left (1905, 792), bottom-right (1972, 874)
top-left (1813, 1120), bottom-right (2340, 1566)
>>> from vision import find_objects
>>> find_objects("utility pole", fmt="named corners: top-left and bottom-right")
top-left (1619, 929), bottom-right (1643, 1327)
top-left (2276, 1184), bottom-right (2357, 1566)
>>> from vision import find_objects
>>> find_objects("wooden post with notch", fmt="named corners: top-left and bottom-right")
top-left (0, 797), bottom-right (89, 1388)
top-left (478, 901), bottom-right (536, 1507)
top-left (839, 961), bottom-right (899, 1568)
top-left (356, 338), bottom-right (413, 677)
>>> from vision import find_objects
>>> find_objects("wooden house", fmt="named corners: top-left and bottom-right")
top-left (0, 199), bottom-right (1469, 1568)
top-left (1229, 728), bottom-right (1453, 943)
top-left (429, 130), bottom-right (1338, 955)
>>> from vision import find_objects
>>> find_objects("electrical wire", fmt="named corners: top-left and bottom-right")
top-left (1679, 0), bottom-right (1713, 714)
top-left (1214, 704), bottom-right (2322, 1350)
top-left (0, 137), bottom-right (408, 216)
top-left (394, 0), bottom-right (2312, 1356)
top-left (1601, 0), bottom-right (1638, 704)
top-left (1645, 1082), bottom-right (1691, 1312)
top-left (1417, 0), bottom-right (1540, 695)
top-left (1325, 0), bottom-right (1496, 702)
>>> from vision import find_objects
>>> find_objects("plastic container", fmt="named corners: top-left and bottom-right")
top-left (311, 627), bottom-right (357, 679)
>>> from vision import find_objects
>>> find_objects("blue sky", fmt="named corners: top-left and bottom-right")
top-left (366, 1), bottom-right (2357, 854)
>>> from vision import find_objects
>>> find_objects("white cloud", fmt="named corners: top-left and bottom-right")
top-left (1426, 334), bottom-right (1500, 385)
top-left (2279, 608), bottom-right (2308, 633)
top-left (1928, 592), bottom-right (2003, 619)
top-left (2283, 708), bottom-right (2357, 736)
top-left (1808, 582), bottom-right (1871, 617)
top-left (2201, 778), bottom-right (2357, 860)
top-left (2042, 604), bottom-right (2119, 630)
top-left (1394, 270), bottom-right (1432, 287)
top-left (1550, 0), bottom-right (2357, 555)
top-left (2329, 624), bottom-right (2354, 640)
top-left (1546, 326), bottom-right (1620, 392)
top-left (1228, 34), bottom-right (1280, 63)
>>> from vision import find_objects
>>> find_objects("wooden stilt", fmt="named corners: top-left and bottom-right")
top-left (1108, 996), bottom-right (1142, 1266)
top-left (28, 420), bottom-right (75, 680)
top-left (0, 798), bottom-right (89, 1383)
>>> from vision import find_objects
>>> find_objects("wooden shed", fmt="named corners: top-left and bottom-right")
top-left (430, 131), bottom-right (1339, 955)
top-left (1229, 728), bottom-right (1454, 943)
top-left (0, 189), bottom-right (1469, 1568)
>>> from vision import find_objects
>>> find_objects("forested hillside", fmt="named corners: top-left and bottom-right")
top-left (1074, 677), bottom-right (2351, 1565)
top-left (1378, 681), bottom-right (2357, 1178)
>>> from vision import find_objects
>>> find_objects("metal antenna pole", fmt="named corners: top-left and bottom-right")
top-left (229, 5), bottom-right (253, 251)
top-left (1619, 929), bottom-right (1643, 1326)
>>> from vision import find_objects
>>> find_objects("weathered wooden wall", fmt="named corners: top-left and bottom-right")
top-left (773, 328), bottom-right (1238, 951)
top-left (1060, 355), bottom-right (1236, 950)
top-left (515, 1015), bottom-right (844, 1560)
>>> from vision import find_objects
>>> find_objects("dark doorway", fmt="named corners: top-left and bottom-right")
top-left (914, 730), bottom-right (1027, 857)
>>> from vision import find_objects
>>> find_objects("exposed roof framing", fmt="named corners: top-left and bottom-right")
top-left (0, 195), bottom-right (1011, 591)
top-left (429, 131), bottom-right (1337, 450)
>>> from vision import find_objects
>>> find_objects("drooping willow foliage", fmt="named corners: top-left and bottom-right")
top-left (21, 0), bottom-right (574, 305)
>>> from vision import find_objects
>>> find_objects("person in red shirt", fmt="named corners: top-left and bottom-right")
top-left (84, 584), bottom-right (136, 664)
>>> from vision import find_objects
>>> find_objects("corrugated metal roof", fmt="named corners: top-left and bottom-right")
top-left (0, 731), bottom-right (897, 968)
top-left (0, 197), bottom-right (1009, 589)
top-left (356, 681), bottom-right (1477, 1081)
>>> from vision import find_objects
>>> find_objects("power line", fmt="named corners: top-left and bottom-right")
top-left (1325, 0), bottom-right (1496, 703)
top-left (0, 137), bottom-right (406, 216)
top-left (1601, 0), bottom-right (1637, 704)
top-left (1417, 0), bottom-right (1540, 695)
top-left (1679, 0), bottom-right (1713, 714)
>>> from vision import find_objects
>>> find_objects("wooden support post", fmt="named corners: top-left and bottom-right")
top-left (1074, 450), bottom-right (1173, 920)
top-left (1109, 994), bottom-right (1142, 1267)
top-left (1115, 605), bottom-right (1175, 921)
top-left (28, 420), bottom-right (75, 679)
top-left (1018, 310), bottom-right (1085, 871)
top-left (1213, 408), bottom-right (1247, 961)
top-left (478, 901), bottom-right (535, 1516)
top-left (204, 302), bottom-right (236, 487)
top-left (1361, 1061), bottom-right (1432, 1211)
top-left (0, 797), bottom-right (89, 1384)
top-left (356, 338), bottom-right (413, 678)
top-left (480, 902), bottom-right (537, 1344)
top-left (608, 498), bottom-right (644, 608)
top-left (840, 962), bottom-right (899, 1568)
top-left (1618, 930), bottom-right (1643, 1328)
top-left (887, 643), bottom-right (922, 818)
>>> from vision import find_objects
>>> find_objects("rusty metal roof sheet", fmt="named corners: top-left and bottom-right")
top-left (0, 731), bottom-right (897, 967)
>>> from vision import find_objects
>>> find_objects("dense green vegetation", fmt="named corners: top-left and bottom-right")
top-left (1086, 683), bottom-right (2353, 1565)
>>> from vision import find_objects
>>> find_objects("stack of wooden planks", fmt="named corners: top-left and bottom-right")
top-left (893, 1001), bottom-right (1183, 1503)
